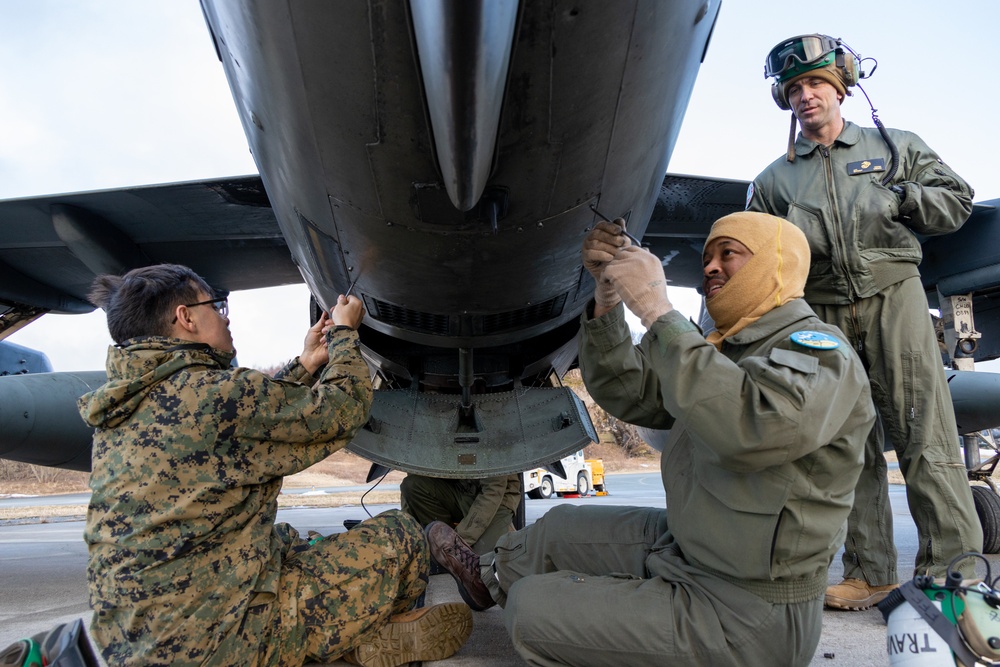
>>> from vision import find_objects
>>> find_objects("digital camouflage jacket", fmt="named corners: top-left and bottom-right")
top-left (79, 330), bottom-right (372, 665)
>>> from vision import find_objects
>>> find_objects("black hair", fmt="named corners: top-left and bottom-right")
top-left (88, 264), bottom-right (214, 345)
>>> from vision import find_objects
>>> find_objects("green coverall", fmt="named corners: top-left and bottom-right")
top-left (482, 302), bottom-right (874, 666)
top-left (748, 120), bottom-right (983, 580)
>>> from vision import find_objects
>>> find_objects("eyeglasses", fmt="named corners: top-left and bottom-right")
top-left (184, 297), bottom-right (229, 318)
top-left (764, 34), bottom-right (839, 80)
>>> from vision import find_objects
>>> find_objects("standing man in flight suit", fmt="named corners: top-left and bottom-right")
top-left (425, 212), bottom-right (876, 666)
top-left (747, 34), bottom-right (982, 610)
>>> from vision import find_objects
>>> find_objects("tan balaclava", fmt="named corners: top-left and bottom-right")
top-left (704, 211), bottom-right (810, 350)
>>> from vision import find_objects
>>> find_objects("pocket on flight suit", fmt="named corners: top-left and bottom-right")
top-left (744, 347), bottom-right (819, 410)
top-left (691, 467), bottom-right (793, 581)
top-left (853, 179), bottom-right (906, 251)
top-left (785, 203), bottom-right (833, 268)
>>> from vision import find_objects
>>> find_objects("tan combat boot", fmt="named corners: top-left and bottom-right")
top-left (341, 602), bottom-right (473, 667)
top-left (825, 578), bottom-right (898, 610)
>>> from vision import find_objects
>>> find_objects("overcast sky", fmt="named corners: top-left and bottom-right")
top-left (3, 0), bottom-right (999, 372)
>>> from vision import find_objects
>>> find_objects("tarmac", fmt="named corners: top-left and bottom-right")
top-left (2, 476), bottom-right (997, 666)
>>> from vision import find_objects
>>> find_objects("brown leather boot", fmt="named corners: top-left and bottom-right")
top-left (825, 578), bottom-right (898, 610)
top-left (341, 602), bottom-right (472, 667)
top-left (425, 521), bottom-right (496, 611)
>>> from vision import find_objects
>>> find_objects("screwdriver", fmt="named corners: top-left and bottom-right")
top-left (589, 205), bottom-right (642, 246)
top-left (345, 275), bottom-right (360, 297)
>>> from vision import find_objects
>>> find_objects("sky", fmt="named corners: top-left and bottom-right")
top-left (2, 0), bottom-right (999, 372)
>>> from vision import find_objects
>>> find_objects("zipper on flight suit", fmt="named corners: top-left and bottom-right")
top-left (849, 301), bottom-right (865, 358)
top-left (820, 146), bottom-right (860, 303)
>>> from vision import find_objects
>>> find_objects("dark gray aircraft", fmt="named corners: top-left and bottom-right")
top-left (0, 0), bottom-right (722, 474)
top-left (1, 1), bottom-right (999, 520)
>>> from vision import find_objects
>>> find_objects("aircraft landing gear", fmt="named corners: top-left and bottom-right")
top-left (967, 430), bottom-right (1000, 554)
top-left (939, 290), bottom-right (1000, 553)
top-left (972, 485), bottom-right (1000, 554)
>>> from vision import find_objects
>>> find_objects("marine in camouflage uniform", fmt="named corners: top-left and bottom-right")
top-left (400, 474), bottom-right (521, 555)
top-left (78, 264), bottom-right (468, 667)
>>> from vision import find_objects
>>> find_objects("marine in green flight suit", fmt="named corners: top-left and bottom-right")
top-left (424, 212), bottom-right (876, 666)
top-left (749, 33), bottom-right (982, 609)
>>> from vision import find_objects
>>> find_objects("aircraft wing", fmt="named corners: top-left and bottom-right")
top-left (643, 173), bottom-right (753, 289)
top-left (0, 172), bottom-right (741, 332)
top-left (4, 169), bottom-right (1000, 473)
top-left (0, 176), bottom-right (300, 335)
top-left (920, 200), bottom-right (1000, 362)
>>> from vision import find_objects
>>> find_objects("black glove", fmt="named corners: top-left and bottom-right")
top-left (890, 184), bottom-right (907, 204)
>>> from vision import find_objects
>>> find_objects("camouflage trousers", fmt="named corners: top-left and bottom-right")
top-left (234, 509), bottom-right (428, 667)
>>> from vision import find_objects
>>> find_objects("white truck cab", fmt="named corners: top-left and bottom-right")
top-left (523, 450), bottom-right (592, 499)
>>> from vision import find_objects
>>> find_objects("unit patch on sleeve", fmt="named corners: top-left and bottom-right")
top-left (790, 330), bottom-right (841, 350)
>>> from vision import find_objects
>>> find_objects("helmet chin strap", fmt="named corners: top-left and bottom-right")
top-left (786, 112), bottom-right (797, 162)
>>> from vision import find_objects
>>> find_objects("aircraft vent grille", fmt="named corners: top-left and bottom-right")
top-left (372, 300), bottom-right (451, 335)
top-left (371, 294), bottom-right (566, 336)
top-left (481, 294), bottom-right (566, 334)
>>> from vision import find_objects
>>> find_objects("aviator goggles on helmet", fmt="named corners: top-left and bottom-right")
top-left (764, 34), bottom-right (840, 81)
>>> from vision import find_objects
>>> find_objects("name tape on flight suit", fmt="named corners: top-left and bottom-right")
top-left (847, 158), bottom-right (886, 175)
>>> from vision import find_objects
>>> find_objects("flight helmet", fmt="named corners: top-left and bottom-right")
top-left (765, 34), bottom-right (859, 110)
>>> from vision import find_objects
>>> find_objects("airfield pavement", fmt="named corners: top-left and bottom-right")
top-left (3, 474), bottom-right (998, 666)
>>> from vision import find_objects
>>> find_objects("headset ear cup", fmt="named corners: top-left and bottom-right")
top-left (841, 51), bottom-right (858, 87)
top-left (772, 81), bottom-right (790, 110)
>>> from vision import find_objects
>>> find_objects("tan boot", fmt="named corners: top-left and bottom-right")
top-left (341, 602), bottom-right (473, 667)
top-left (825, 578), bottom-right (898, 610)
